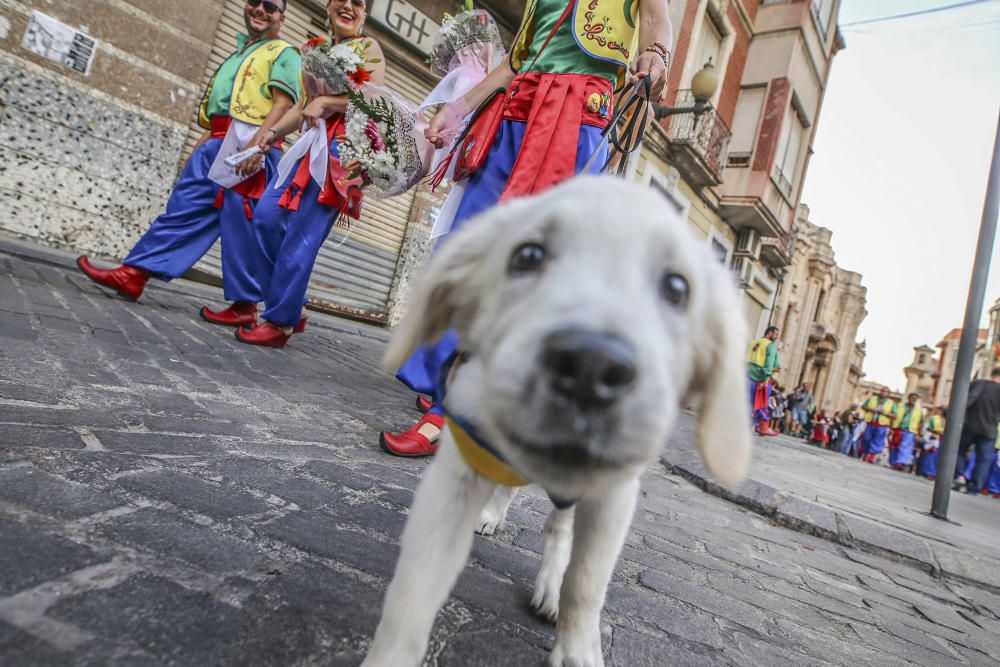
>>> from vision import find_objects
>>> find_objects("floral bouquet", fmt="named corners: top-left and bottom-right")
top-left (429, 5), bottom-right (505, 77)
top-left (301, 36), bottom-right (372, 96)
top-left (340, 84), bottom-right (433, 197)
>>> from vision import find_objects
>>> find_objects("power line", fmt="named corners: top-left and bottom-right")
top-left (840, 0), bottom-right (998, 28)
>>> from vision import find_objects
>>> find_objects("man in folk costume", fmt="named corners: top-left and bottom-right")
top-left (77, 0), bottom-right (301, 326)
top-left (888, 393), bottom-right (923, 472)
top-left (381, 0), bottom-right (674, 456)
top-left (917, 406), bottom-right (945, 479)
top-left (747, 326), bottom-right (781, 436)
top-left (859, 386), bottom-right (896, 463)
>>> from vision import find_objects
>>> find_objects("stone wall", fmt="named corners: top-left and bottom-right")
top-left (0, 0), bottom-right (221, 260)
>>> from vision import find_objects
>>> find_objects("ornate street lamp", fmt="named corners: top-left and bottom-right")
top-left (653, 59), bottom-right (720, 121)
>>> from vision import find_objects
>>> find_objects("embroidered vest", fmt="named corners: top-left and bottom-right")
top-left (892, 405), bottom-right (923, 433)
top-left (926, 415), bottom-right (944, 436)
top-left (199, 38), bottom-right (296, 129)
top-left (511, 0), bottom-right (639, 86)
top-left (747, 337), bottom-right (772, 367)
top-left (863, 396), bottom-right (896, 427)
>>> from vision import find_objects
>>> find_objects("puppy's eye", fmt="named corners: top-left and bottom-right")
top-left (509, 243), bottom-right (546, 273)
top-left (660, 273), bottom-right (689, 306)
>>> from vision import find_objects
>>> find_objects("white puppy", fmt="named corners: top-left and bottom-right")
top-left (363, 176), bottom-right (751, 667)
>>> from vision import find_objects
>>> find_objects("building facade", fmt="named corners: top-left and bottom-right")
top-left (930, 328), bottom-right (988, 408)
top-left (634, 0), bottom-right (844, 338)
top-left (903, 344), bottom-right (937, 404)
top-left (769, 204), bottom-right (866, 411)
top-left (853, 379), bottom-right (901, 409)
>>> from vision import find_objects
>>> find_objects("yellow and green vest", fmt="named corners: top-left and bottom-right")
top-left (511, 0), bottom-right (640, 88)
top-left (925, 414), bottom-right (944, 436)
top-left (747, 337), bottom-right (772, 367)
top-left (863, 396), bottom-right (896, 427)
top-left (892, 404), bottom-right (923, 433)
top-left (199, 36), bottom-right (299, 129)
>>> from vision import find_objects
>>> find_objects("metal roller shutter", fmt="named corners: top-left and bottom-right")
top-left (186, 0), bottom-right (438, 323)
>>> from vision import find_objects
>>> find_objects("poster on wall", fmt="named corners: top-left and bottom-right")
top-left (22, 11), bottom-right (98, 76)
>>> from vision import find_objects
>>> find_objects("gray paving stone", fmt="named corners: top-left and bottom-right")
top-left (0, 516), bottom-right (108, 595)
top-left (46, 574), bottom-right (297, 666)
top-left (0, 423), bottom-right (84, 449)
top-left (438, 625), bottom-right (551, 667)
top-left (0, 464), bottom-right (120, 519)
top-left (300, 460), bottom-right (376, 491)
top-left (637, 569), bottom-right (777, 637)
top-left (0, 620), bottom-right (73, 666)
top-left (198, 458), bottom-right (344, 509)
top-left (257, 510), bottom-right (399, 578)
top-left (100, 508), bottom-right (271, 573)
top-left (95, 430), bottom-right (229, 456)
top-left (116, 470), bottom-right (270, 519)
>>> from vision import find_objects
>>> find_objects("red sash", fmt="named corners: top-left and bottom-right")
top-left (499, 72), bottom-right (613, 201)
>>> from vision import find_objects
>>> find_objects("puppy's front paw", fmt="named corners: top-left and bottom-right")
top-left (547, 638), bottom-right (604, 667)
top-left (530, 568), bottom-right (561, 623)
top-left (475, 506), bottom-right (505, 536)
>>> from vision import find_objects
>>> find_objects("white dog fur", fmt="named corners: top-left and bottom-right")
top-left (362, 176), bottom-right (752, 667)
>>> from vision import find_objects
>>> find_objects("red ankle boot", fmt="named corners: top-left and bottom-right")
top-left (200, 301), bottom-right (258, 327)
top-left (77, 256), bottom-right (149, 300)
top-left (380, 413), bottom-right (444, 457)
top-left (415, 395), bottom-right (433, 413)
top-left (235, 322), bottom-right (290, 348)
top-left (293, 316), bottom-right (308, 333)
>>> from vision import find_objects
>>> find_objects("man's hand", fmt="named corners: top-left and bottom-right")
top-left (235, 129), bottom-right (267, 178)
top-left (630, 51), bottom-right (668, 101)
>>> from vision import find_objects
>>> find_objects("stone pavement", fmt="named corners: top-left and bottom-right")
top-left (663, 426), bottom-right (1000, 592)
top-left (2, 237), bottom-right (1000, 666)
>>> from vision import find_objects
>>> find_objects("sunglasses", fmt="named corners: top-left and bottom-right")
top-left (247, 0), bottom-right (283, 14)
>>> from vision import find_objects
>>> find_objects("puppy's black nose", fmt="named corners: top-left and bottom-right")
top-left (541, 329), bottom-right (637, 409)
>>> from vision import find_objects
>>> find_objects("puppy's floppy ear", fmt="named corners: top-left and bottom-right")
top-left (687, 260), bottom-right (753, 487)
top-left (383, 209), bottom-right (507, 371)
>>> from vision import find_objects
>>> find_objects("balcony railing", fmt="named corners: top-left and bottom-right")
top-left (663, 90), bottom-right (732, 186)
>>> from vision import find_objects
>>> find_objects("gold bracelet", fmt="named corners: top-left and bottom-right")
top-left (643, 43), bottom-right (670, 69)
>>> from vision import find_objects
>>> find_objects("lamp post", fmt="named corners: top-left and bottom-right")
top-left (930, 112), bottom-right (1000, 520)
top-left (652, 59), bottom-right (720, 122)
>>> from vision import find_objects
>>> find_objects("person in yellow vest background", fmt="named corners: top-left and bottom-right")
top-left (747, 326), bottom-right (781, 436)
top-left (76, 0), bottom-right (301, 328)
top-left (859, 386), bottom-right (896, 463)
top-left (888, 392), bottom-right (923, 472)
top-left (917, 405), bottom-right (945, 479)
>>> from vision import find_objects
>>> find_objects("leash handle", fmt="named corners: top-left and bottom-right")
top-left (581, 76), bottom-right (651, 177)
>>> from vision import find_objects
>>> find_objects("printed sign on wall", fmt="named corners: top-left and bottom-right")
top-left (368, 0), bottom-right (440, 56)
top-left (22, 11), bottom-right (98, 75)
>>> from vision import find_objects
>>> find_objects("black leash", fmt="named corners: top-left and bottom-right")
top-left (581, 76), bottom-right (652, 177)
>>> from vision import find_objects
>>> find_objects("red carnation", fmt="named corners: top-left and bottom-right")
top-left (349, 66), bottom-right (371, 87)
top-left (306, 36), bottom-right (325, 48)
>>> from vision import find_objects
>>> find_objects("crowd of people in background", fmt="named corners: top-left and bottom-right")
top-left (760, 378), bottom-right (1000, 499)
top-left (747, 327), bottom-right (1000, 501)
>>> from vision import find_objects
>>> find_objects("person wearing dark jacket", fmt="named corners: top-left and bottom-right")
top-left (954, 367), bottom-right (1000, 494)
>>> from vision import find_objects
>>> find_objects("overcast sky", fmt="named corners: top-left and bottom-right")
top-left (800, 0), bottom-right (1000, 393)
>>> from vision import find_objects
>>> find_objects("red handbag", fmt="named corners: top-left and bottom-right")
top-left (451, 87), bottom-right (507, 182)
top-left (434, 0), bottom-right (576, 187)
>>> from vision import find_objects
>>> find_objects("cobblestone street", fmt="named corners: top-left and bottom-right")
top-left (2, 240), bottom-right (1000, 666)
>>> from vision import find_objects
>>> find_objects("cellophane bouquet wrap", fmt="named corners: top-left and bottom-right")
top-left (341, 84), bottom-right (433, 197)
top-left (301, 36), bottom-right (372, 96)
top-left (429, 8), bottom-right (505, 77)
